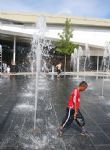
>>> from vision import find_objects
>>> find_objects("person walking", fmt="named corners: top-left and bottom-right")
top-left (59, 81), bottom-right (88, 136)
top-left (56, 62), bottom-right (62, 78)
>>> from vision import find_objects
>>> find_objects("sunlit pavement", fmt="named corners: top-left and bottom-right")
top-left (0, 74), bottom-right (110, 150)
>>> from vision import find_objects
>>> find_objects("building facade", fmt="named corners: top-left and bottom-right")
top-left (0, 12), bottom-right (110, 71)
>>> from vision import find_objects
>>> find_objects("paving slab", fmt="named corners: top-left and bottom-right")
top-left (0, 75), bottom-right (110, 149)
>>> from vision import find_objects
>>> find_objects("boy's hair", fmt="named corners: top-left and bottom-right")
top-left (79, 81), bottom-right (88, 87)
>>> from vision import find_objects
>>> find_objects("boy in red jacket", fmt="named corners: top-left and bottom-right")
top-left (59, 81), bottom-right (88, 136)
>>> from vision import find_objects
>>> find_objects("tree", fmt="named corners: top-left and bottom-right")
top-left (55, 18), bottom-right (78, 72)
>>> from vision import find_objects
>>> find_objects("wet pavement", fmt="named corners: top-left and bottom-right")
top-left (0, 74), bottom-right (110, 150)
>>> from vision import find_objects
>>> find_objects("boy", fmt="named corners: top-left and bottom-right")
top-left (59, 81), bottom-right (88, 136)
top-left (56, 62), bottom-right (62, 78)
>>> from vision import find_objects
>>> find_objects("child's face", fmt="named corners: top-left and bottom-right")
top-left (80, 85), bottom-right (87, 91)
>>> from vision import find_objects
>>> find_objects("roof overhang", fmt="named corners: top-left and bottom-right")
top-left (0, 11), bottom-right (110, 27)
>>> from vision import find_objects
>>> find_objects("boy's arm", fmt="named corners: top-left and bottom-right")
top-left (74, 102), bottom-right (78, 119)
top-left (73, 89), bottom-right (78, 119)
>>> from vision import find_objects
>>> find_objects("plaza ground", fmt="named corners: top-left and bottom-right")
top-left (0, 74), bottom-right (110, 150)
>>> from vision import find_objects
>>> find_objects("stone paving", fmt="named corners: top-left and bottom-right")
top-left (0, 74), bottom-right (110, 150)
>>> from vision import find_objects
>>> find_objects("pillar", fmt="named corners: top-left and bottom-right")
top-left (12, 36), bottom-right (16, 65)
top-left (97, 56), bottom-right (99, 73)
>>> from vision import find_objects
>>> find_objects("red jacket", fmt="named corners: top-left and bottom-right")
top-left (67, 87), bottom-right (80, 109)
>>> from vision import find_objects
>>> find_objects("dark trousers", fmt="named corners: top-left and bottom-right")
top-left (57, 69), bottom-right (61, 74)
top-left (61, 107), bottom-right (85, 129)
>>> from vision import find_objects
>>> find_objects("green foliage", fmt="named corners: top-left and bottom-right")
top-left (55, 18), bottom-right (78, 55)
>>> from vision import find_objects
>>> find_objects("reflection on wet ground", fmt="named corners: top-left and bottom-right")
top-left (0, 75), bottom-right (110, 150)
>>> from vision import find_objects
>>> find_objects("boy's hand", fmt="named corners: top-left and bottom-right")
top-left (74, 112), bottom-right (77, 119)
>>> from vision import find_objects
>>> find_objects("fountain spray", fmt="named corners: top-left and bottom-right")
top-left (31, 16), bottom-right (47, 130)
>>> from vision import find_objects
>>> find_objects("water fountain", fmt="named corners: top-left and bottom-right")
top-left (70, 49), bottom-right (76, 72)
top-left (1, 14), bottom-right (110, 150)
top-left (83, 43), bottom-right (90, 80)
top-left (31, 16), bottom-right (47, 130)
top-left (1, 40), bottom-right (110, 150)
top-left (101, 42), bottom-right (110, 97)
top-left (51, 64), bottom-right (55, 80)
top-left (70, 46), bottom-right (83, 79)
top-left (70, 43), bottom-right (92, 80)
top-left (103, 42), bottom-right (110, 73)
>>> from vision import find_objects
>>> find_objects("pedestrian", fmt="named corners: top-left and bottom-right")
top-left (7, 65), bottom-right (10, 74)
top-left (56, 62), bottom-right (62, 78)
top-left (59, 81), bottom-right (88, 136)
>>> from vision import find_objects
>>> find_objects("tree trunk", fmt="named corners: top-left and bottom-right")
top-left (64, 55), bottom-right (67, 73)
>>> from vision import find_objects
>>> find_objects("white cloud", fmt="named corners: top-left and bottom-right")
top-left (58, 0), bottom-right (110, 18)
top-left (0, 0), bottom-right (110, 18)
top-left (57, 9), bottom-right (72, 15)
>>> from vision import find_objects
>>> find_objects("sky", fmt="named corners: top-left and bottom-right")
top-left (0, 0), bottom-right (110, 19)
